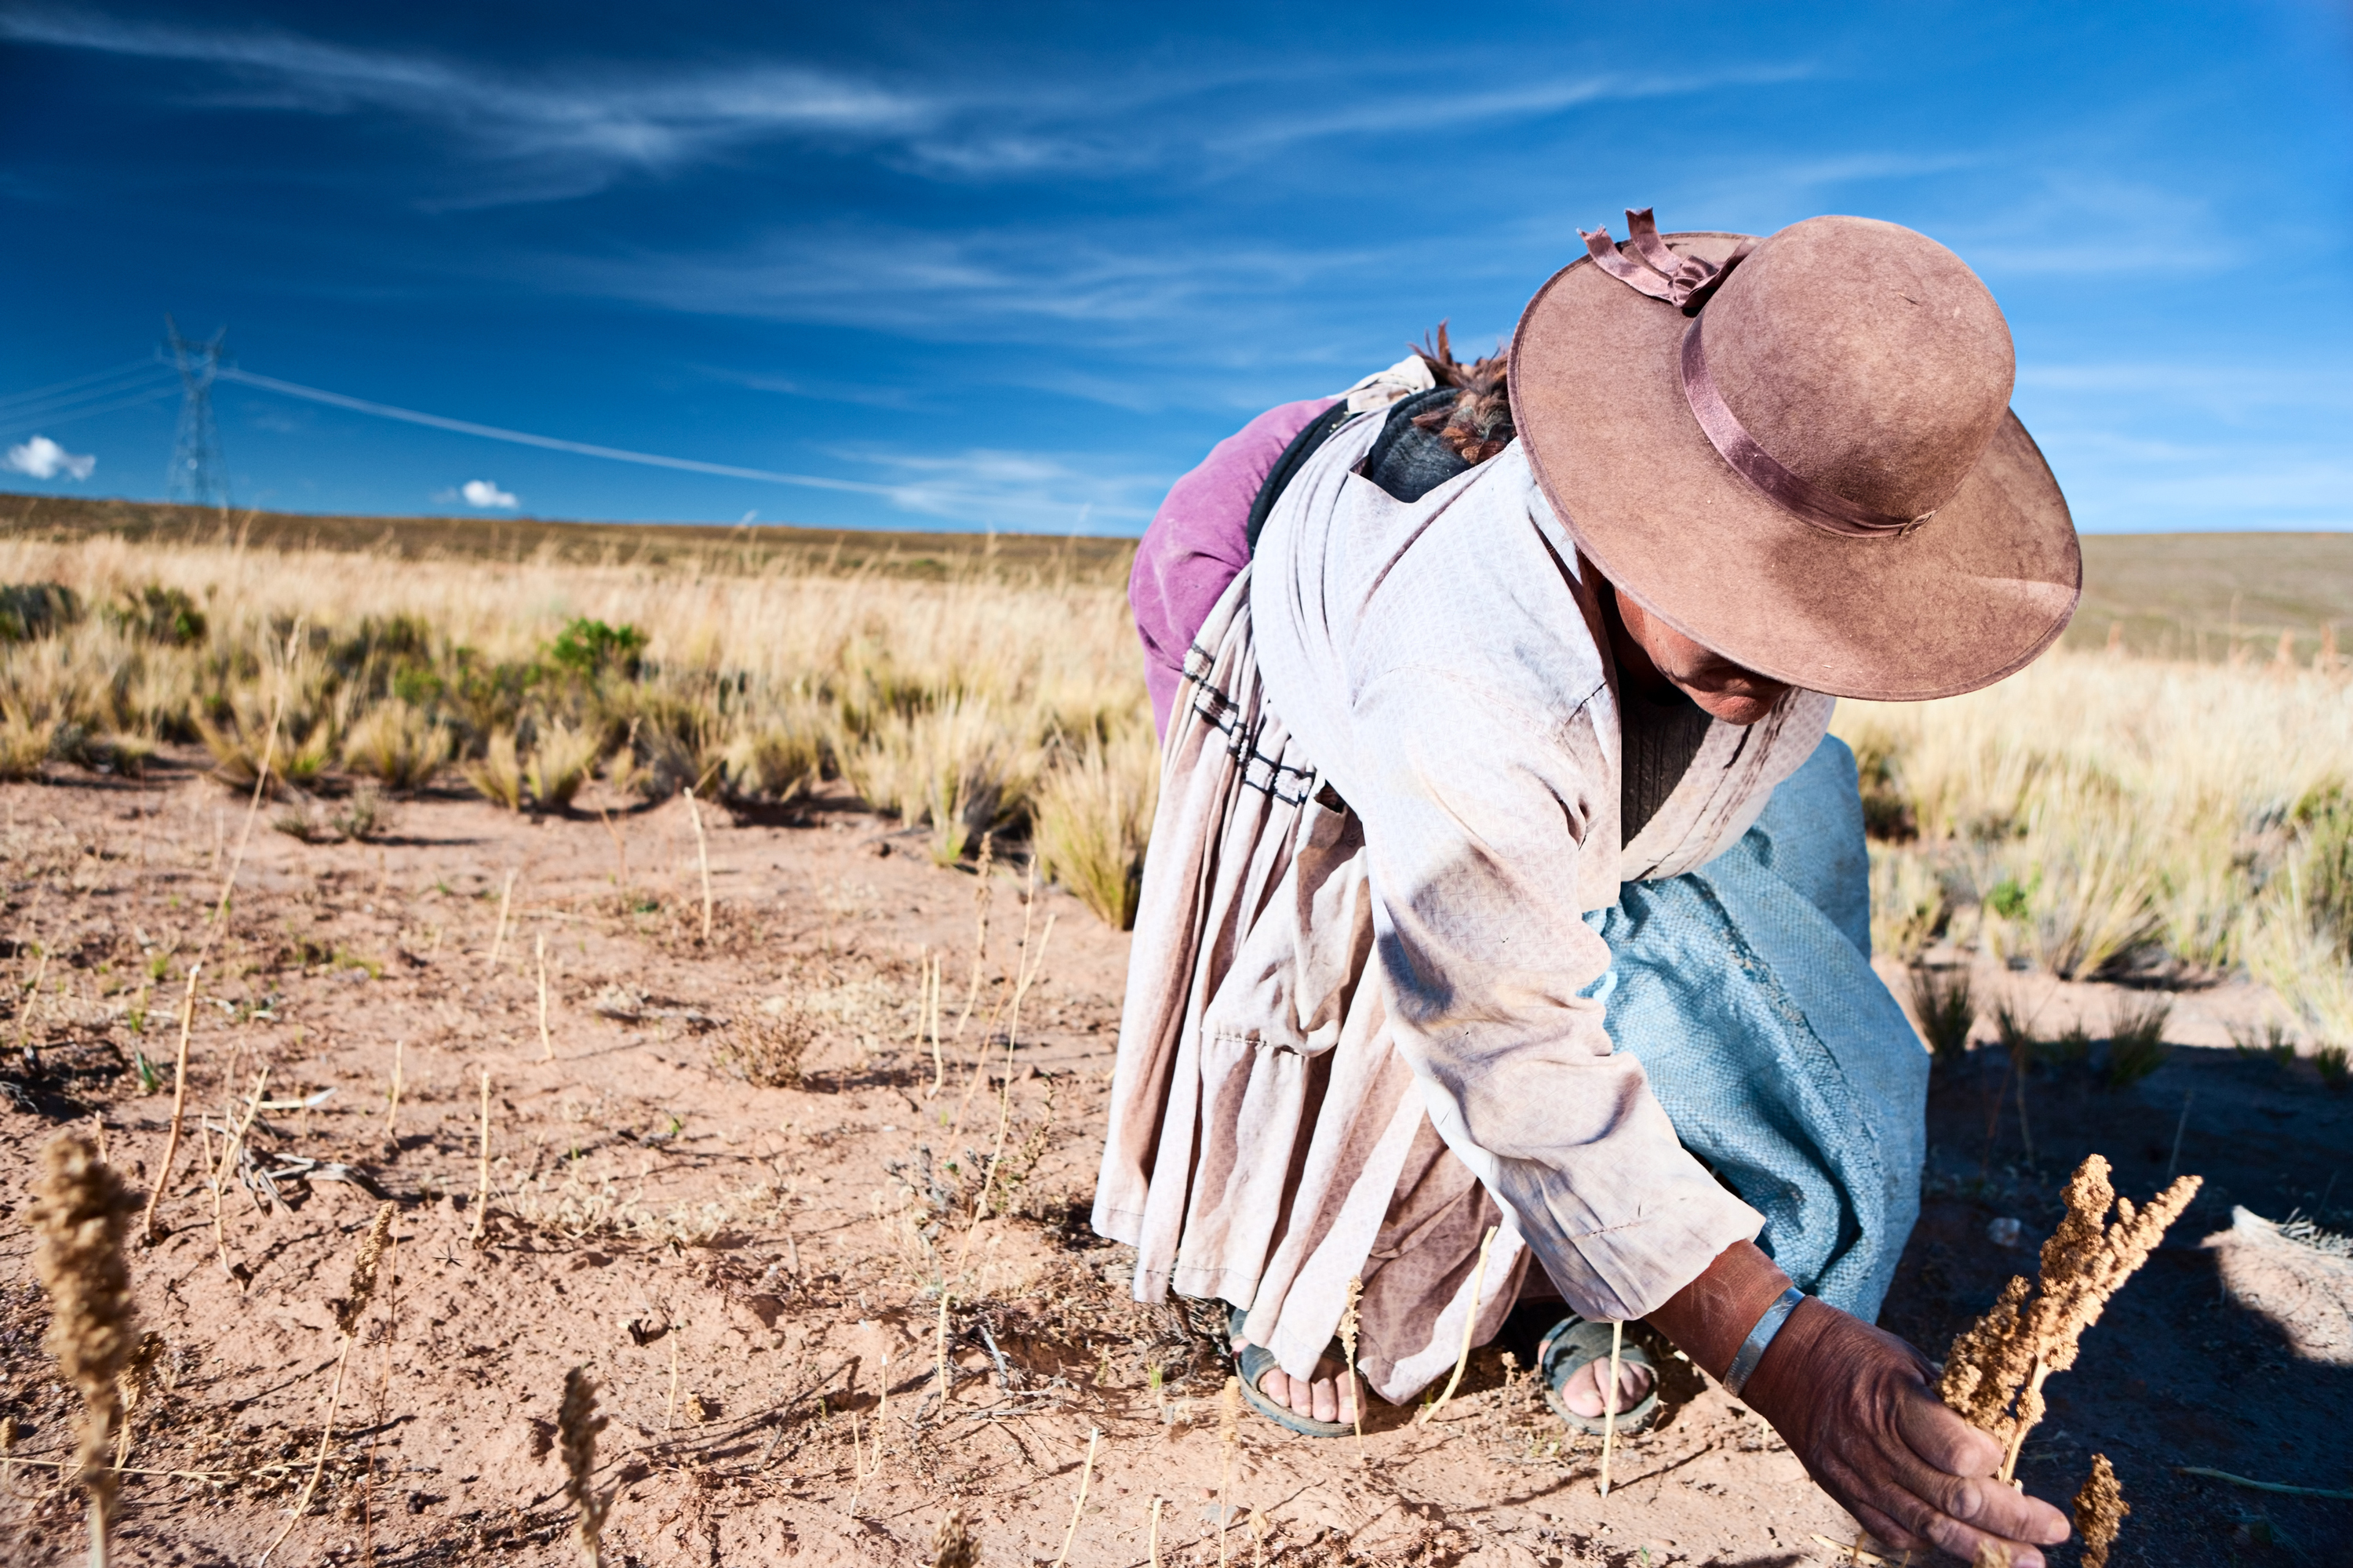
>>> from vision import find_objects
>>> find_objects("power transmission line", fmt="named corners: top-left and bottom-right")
top-left (2, 351), bottom-right (1110, 523)
top-left (0, 359), bottom-right (171, 419)
top-left (216, 367), bottom-right (904, 500)
top-left (163, 316), bottom-right (229, 508)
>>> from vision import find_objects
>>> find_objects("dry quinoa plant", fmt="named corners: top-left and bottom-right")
top-left (112, 1331), bottom-right (164, 1469)
top-left (2074, 1453), bottom-right (2128, 1568)
top-left (258, 1200), bottom-right (397, 1567)
top-left (1339, 1275), bottom-right (1364, 1450)
top-left (933, 1504), bottom-right (979, 1568)
top-left (28, 1131), bottom-right (142, 1568)
top-left (559, 1367), bottom-right (614, 1568)
top-left (1937, 1155), bottom-right (2200, 1480)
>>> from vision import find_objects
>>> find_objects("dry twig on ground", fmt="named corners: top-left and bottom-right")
top-left (258, 1201), bottom-right (396, 1567)
top-left (135, 963), bottom-right (202, 1245)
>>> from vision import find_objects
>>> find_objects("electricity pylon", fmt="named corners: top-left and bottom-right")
top-left (163, 316), bottom-right (229, 508)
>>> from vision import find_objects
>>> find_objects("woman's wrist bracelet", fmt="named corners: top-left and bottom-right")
top-left (1721, 1284), bottom-right (1805, 1398)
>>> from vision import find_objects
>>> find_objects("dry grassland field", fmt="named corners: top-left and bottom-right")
top-left (1, 494), bottom-right (2351, 1568)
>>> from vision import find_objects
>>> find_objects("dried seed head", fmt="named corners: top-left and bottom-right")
top-left (117, 1330), bottom-right (165, 1417)
top-left (27, 1131), bottom-right (142, 1535)
top-left (336, 1202), bottom-right (397, 1337)
top-left (2074, 1453), bottom-right (2129, 1568)
top-left (1972, 1542), bottom-right (2012, 1568)
top-left (1338, 1277), bottom-right (1361, 1366)
top-left (559, 1366), bottom-right (611, 1568)
top-left (932, 1505), bottom-right (979, 1568)
top-left (1219, 1373), bottom-right (1240, 1448)
top-left (1939, 1155), bottom-right (2200, 1464)
top-left (1936, 1275), bottom-right (2031, 1428)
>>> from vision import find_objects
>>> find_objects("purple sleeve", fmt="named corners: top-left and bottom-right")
top-left (1130, 397), bottom-right (1340, 737)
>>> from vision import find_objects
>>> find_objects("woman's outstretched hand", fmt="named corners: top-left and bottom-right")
top-left (1648, 1241), bottom-right (2071, 1567)
top-left (1740, 1298), bottom-right (2071, 1566)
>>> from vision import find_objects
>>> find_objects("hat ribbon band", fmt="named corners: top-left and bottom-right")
top-left (1678, 315), bottom-right (1935, 540)
top-left (1579, 206), bottom-right (1755, 313)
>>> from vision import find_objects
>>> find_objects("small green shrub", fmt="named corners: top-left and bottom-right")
top-left (108, 584), bottom-right (206, 646)
top-left (547, 618), bottom-right (647, 679)
top-left (0, 583), bottom-right (82, 642)
top-left (1987, 877), bottom-right (2032, 922)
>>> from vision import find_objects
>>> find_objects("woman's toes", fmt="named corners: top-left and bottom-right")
top-left (1561, 1358), bottom-right (1655, 1417)
top-left (1560, 1361), bottom-right (1604, 1418)
top-left (1310, 1374), bottom-right (1339, 1424)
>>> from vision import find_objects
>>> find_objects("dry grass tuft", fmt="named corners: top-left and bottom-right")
top-left (337, 1201), bottom-right (397, 1337)
top-left (342, 700), bottom-right (450, 791)
top-left (559, 1367), bottom-right (613, 1568)
top-left (1035, 726), bottom-right (1158, 930)
top-left (1907, 966), bottom-right (1977, 1067)
top-left (2103, 995), bottom-right (2173, 1088)
top-left (464, 729), bottom-right (526, 810)
top-left (28, 1130), bottom-right (143, 1566)
top-left (715, 1007), bottom-right (816, 1088)
top-left (2074, 1453), bottom-right (2129, 1568)
top-left (530, 722), bottom-right (603, 809)
top-left (1938, 1155), bottom-right (2201, 1479)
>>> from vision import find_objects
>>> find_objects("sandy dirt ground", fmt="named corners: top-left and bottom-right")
top-left (2, 755), bottom-right (2348, 1567)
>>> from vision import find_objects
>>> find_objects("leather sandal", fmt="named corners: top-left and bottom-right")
top-left (1228, 1307), bottom-right (1354, 1438)
top-left (1539, 1315), bottom-right (1659, 1437)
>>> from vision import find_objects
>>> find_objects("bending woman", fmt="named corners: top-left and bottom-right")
top-left (1095, 211), bottom-right (2083, 1566)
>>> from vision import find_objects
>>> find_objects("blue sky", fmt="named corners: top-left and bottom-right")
top-left (1, 1), bottom-right (2347, 535)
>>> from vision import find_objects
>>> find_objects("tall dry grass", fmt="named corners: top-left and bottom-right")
top-left (0, 533), bottom-right (1158, 920)
top-left (1838, 645), bottom-right (2353, 1044)
top-left (12, 531), bottom-right (2353, 1016)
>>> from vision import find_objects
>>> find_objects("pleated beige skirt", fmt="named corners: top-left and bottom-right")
top-left (1091, 568), bottom-right (1524, 1401)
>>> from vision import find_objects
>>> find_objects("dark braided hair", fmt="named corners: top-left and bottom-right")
top-left (1411, 322), bottom-right (1513, 464)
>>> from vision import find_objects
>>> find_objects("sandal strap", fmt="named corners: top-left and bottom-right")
top-left (1538, 1315), bottom-right (1660, 1436)
top-left (1228, 1306), bottom-right (1354, 1439)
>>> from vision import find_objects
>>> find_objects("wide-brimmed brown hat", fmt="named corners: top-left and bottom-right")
top-left (1510, 209), bottom-right (2079, 702)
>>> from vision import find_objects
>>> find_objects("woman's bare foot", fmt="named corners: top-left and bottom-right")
top-left (1542, 1333), bottom-right (1656, 1419)
top-left (1233, 1338), bottom-right (1358, 1424)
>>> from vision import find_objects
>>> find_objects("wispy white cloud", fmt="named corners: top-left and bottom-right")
top-left (1212, 62), bottom-right (1816, 155)
top-left (828, 444), bottom-right (1161, 533)
top-left (0, 9), bottom-right (934, 202)
top-left (4, 434), bottom-right (95, 480)
top-left (548, 220), bottom-right (1402, 350)
top-left (460, 478), bottom-right (518, 508)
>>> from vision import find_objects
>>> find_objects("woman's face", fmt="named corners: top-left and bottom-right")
top-left (1612, 589), bottom-right (1792, 726)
